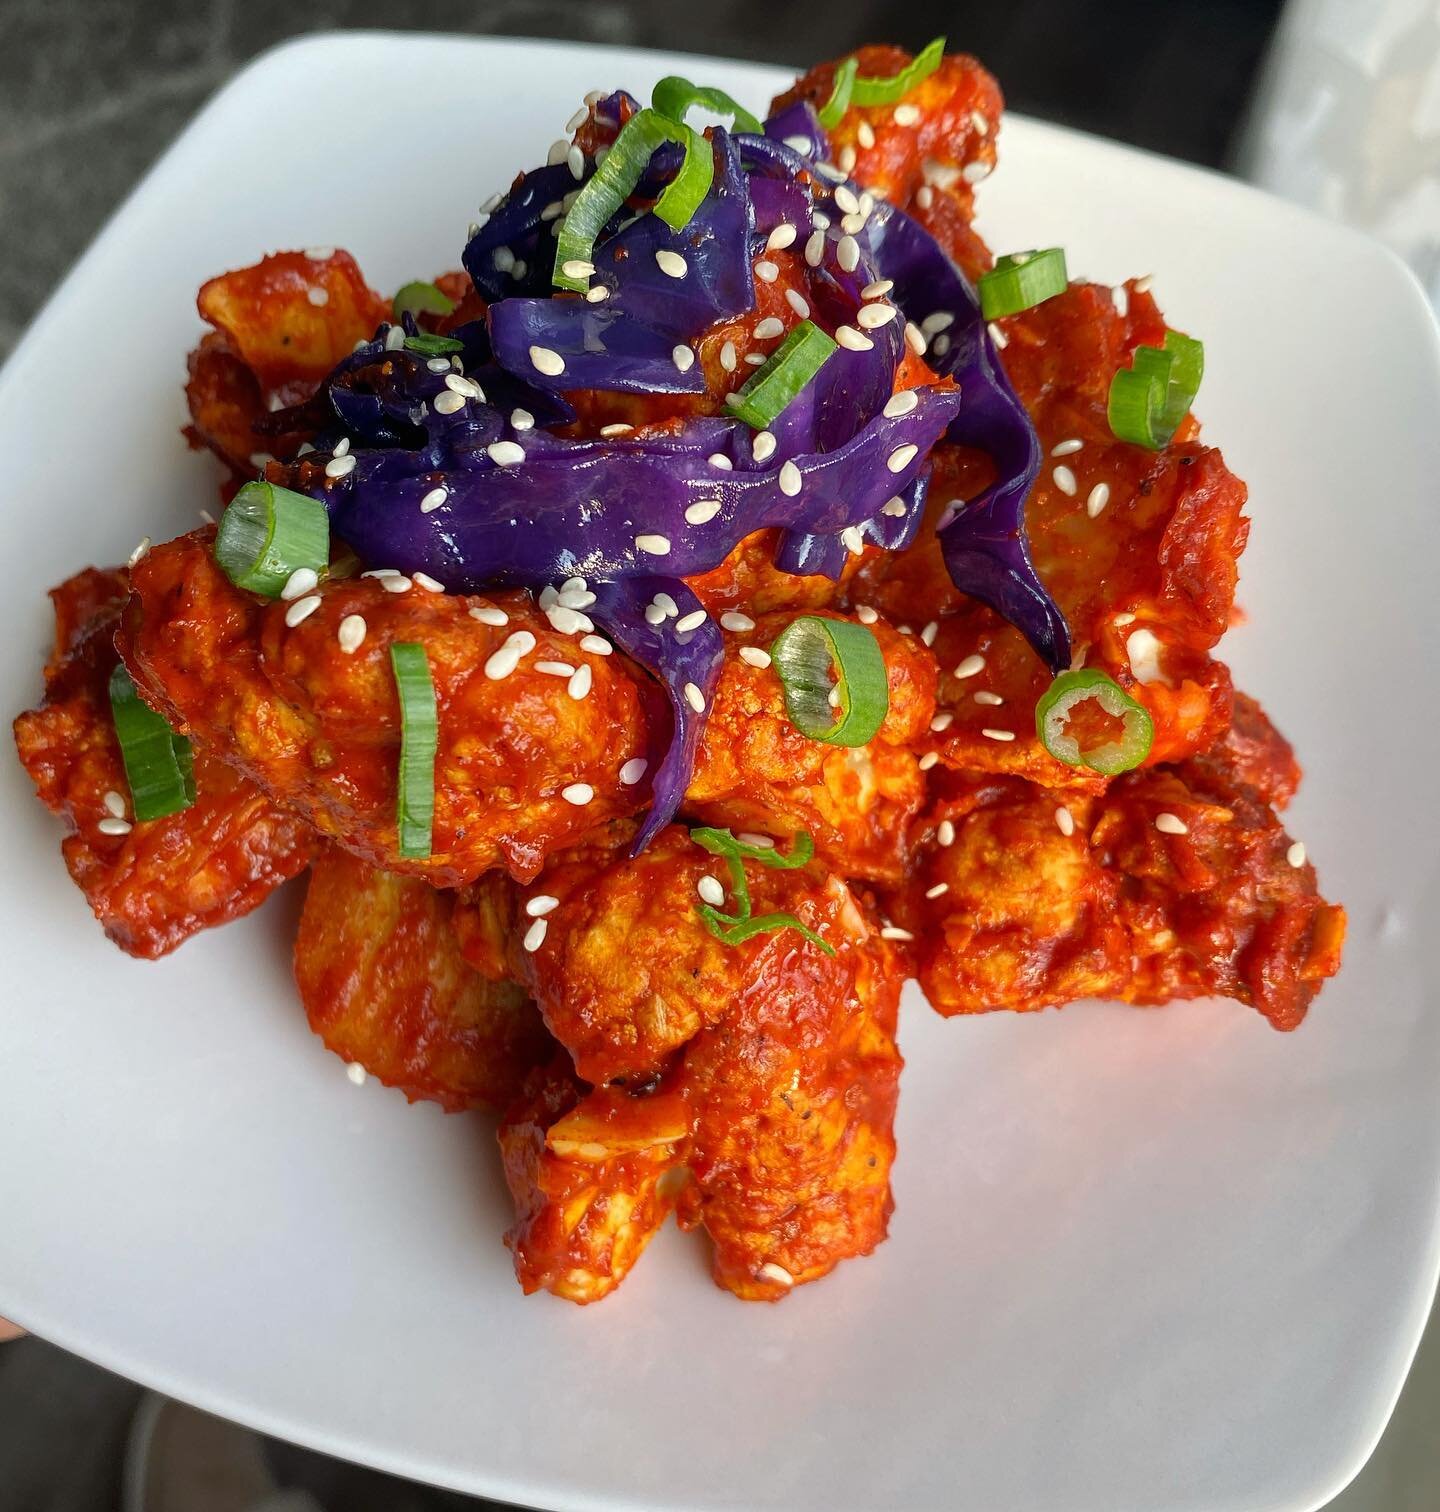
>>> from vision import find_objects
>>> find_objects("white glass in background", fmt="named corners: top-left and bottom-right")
top-left (1239, 0), bottom-right (1440, 304)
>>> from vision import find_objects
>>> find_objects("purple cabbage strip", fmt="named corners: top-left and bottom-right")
top-left (588, 577), bottom-right (724, 854)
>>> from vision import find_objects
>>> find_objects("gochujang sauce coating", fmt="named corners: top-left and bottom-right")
top-left (14, 567), bottom-right (313, 957)
top-left (294, 847), bottom-right (550, 1111)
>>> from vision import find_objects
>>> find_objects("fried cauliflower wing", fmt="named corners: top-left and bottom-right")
top-left (294, 847), bottom-right (550, 1110)
top-left (903, 702), bottom-right (1344, 1028)
top-left (121, 531), bottom-right (653, 886)
top-left (499, 1062), bottom-right (690, 1303)
top-left (685, 610), bottom-right (936, 882)
top-left (13, 567), bottom-right (313, 957)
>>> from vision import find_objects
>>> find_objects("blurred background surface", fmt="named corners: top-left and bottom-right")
top-left (1, 0), bottom-right (1437, 1508)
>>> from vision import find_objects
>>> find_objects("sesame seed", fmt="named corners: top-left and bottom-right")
top-left (937, 819), bottom-right (956, 847)
top-left (738, 646), bottom-right (771, 668)
top-left (697, 874), bottom-right (725, 906)
top-left (379, 575), bottom-right (411, 594)
top-left (887, 443), bottom-right (918, 473)
top-left (444, 373), bottom-right (483, 400)
top-left (284, 594), bottom-right (322, 627)
top-left (469, 604), bottom-right (508, 627)
top-left (419, 486), bottom-right (448, 514)
top-left (1055, 806), bottom-right (1076, 837)
top-left (833, 184), bottom-right (860, 216)
top-left (920, 620), bottom-right (938, 646)
top-left (684, 682), bottom-right (706, 713)
top-left (586, 285), bottom-right (610, 303)
top-left (307, 287), bottom-right (330, 307)
top-left (893, 103), bottom-right (921, 126)
top-left (567, 144), bottom-right (585, 180)
top-left (778, 461), bottom-right (802, 496)
top-left (782, 135), bottom-right (811, 153)
top-left (567, 664), bottom-right (592, 700)
top-left (880, 925), bottom-right (914, 942)
top-left (753, 316), bottom-right (785, 341)
top-left (857, 120), bottom-right (876, 149)
top-left (101, 789), bottom-right (127, 818)
top-left (505, 410), bottom-right (534, 436)
top-left (855, 604), bottom-right (878, 625)
top-left (1113, 284), bottom-right (1130, 318)
top-left (836, 235), bottom-right (860, 272)
top-left (579, 635), bottom-right (612, 655)
top-left (828, 687), bottom-right (842, 708)
top-left (815, 162), bottom-right (847, 182)
top-left (619, 757), bottom-right (647, 785)
top-left (1155, 812), bottom-right (1189, 835)
top-left (97, 815), bottom-right (132, 836)
top-left (720, 611), bottom-right (755, 632)
top-left (988, 321), bottom-right (1009, 348)
top-left (484, 629), bottom-right (535, 681)
top-left (784, 290), bottom-right (812, 322)
top-left (842, 526), bottom-right (866, 555)
top-left (925, 882), bottom-right (949, 899)
top-left (426, 357), bottom-right (452, 373)
top-left (904, 322), bottom-right (927, 355)
top-left (962, 160), bottom-right (992, 183)
top-left (915, 185), bottom-right (934, 210)
top-left (523, 894), bottom-right (560, 922)
top-left (757, 1262), bottom-right (794, 1287)
top-left (755, 259), bottom-right (779, 282)
top-left (720, 340), bottom-right (737, 372)
top-left (492, 246), bottom-right (516, 273)
top-left (878, 391), bottom-right (919, 425)
top-left (653, 592), bottom-right (679, 617)
top-left (485, 440), bottom-right (524, 468)
top-left (279, 567), bottom-right (319, 601)
top-left (599, 424), bottom-right (633, 438)
top-left (561, 783), bottom-right (594, 806)
top-left (535, 660), bottom-right (576, 677)
top-left (384, 325), bottom-right (406, 352)
top-left (1052, 465), bottom-right (1078, 496)
top-left (566, 104), bottom-right (590, 132)
top-left (1113, 612), bottom-right (1137, 627)
top-left (1287, 841), bottom-right (1307, 868)
top-left (737, 832), bottom-right (775, 848)
top-left (335, 613), bottom-right (367, 654)
top-left (1134, 275), bottom-right (1154, 293)
top-left (981, 728), bottom-right (1016, 742)
top-left (433, 391), bottom-right (466, 416)
top-left (804, 230), bottom-right (825, 267)
top-left (764, 223), bottom-right (798, 254)
top-left (857, 303), bottom-right (897, 330)
top-left (743, 432), bottom-right (775, 467)
top-left (644, 604), bottom-right (665, 626)
top-left (1051, 438), bottom-right (1084, 456)
top-left (675, 609), bottom-right (708, 633)
top-left (1086, 482), bottom-right (1111, 518)
top-left (635, 534), bottom-right (671, 556)
top-left (918, 752), bottom-right (939, 770)
top-left (838, 144), bottom-right (857, 173)
top-left (523, 918), bottom-right (549, 952)
top-left (686, 499), bottom-right (722, 525)
top-left (560, 258), bottom-right (595, 280)
top-left (546, 138), bottom-right (569, 166)
top-left (973, 690), bottom-right (1004, 706)
top-left (325, 452), bottom-right (357, 478)
top-left (546, 605), bottom-right (592, 635)
top-left (529, 345), bottom-right (565, 376)
top-left (708, 452), bottom-right (734, 470)
top-left (655, 249), bottom-right (688, 278)
top-left (832, 325), bottom-right (869, 354)
top-left (672, 345), bottom-right (695, 373)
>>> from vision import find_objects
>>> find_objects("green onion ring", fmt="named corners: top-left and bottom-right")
top-left (651, 76), bottom-right (763, 136)
top-left (1107, 330), bottom-right (1204, 450)
top-left (390, 643), bottom-right (438, 859)
top-left (108, 664), bottom-right (196, 822)
top-left (1035, 668), bottom-right (1154, 776)
top-left (725, 320), bottom-right (836, 429)
top-left (978, 248), bottom-right (1069, 320)
top-left (214, 480), bottom-right (330, 598)
top-left (770, 615), bottom-right (889, 747)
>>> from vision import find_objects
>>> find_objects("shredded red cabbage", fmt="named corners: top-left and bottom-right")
top-left (282, 88), bottom-right (1068, 850)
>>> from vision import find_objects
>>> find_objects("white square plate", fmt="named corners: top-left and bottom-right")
top-left (3, 32), bottom-right (1438, 1512)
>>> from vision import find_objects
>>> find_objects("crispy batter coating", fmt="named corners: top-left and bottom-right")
top-left (294, 847), bottom-right (549, 1110)
top-left (495, 824), bottom-right (901, 1301)
top-left (685, 610), bottom-right (936, 881)
top-left (13, 567), bottom-right (313, 957)
top-left (854, 281), bottom-right (1249, 787)
top-left (499, 1062), bottom-right (690, 1304)
top-left (120, 531), bottom-right (652, 886)
top-left (903, 703), bottom-right (1344, 1029)
top-left (775, 48), bottom-right (1001, 282)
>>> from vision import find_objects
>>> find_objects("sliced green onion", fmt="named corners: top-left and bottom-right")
top-left (688, 827), bottom-right (833, 955)
top-left (1035, 668), bottom-right (1153, 776)
top-left (391, 643), bottom-right (438, 859)
top-left (851, 37), bottom-right (946, 107)
top-left (214, 480), bottom-right (330, 598)
top-left (817, 58), bottom-right (859, 129)
top-left (726, 320), bottom-right (836, 429)
top-left (553, 108), bottom-right (712, 293)
top-left (392, 280), bottom-right (455, 321)
top-left (403, 332), bottom-right (464, 358)
top-left (770, 615), bottom-right (889, 747)
top-left (651, 76), bottom-right (762, 136)
top-left (978, 248), bottom-right (1069, 320)
top-left (1107, 329), bottom-right (1204, 449)
top-left (107, 664), bottom-right (195, 822)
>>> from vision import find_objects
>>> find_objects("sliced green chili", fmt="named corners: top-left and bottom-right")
top-left (770, 615), bottom-right (889, 746)
top-left (1035, 668), bottom-right (1153, 776)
